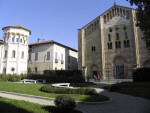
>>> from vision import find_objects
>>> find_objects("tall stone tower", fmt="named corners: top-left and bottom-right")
top-left (1, 25), bottom-right (31, 74)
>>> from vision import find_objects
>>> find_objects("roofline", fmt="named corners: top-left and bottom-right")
top-left (29, 40), bottom-right (78, 52)
top-left (2, 25), bottom-right (31, 35)
top-left (80, 4), bottom-right (135, 29)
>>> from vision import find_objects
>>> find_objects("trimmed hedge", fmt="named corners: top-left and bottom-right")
top-left (54, 95), bottom-right (76, 112)
top-left (133, 68), bottom-right (150, 82)
top-left (44, 70), bottom-right (85, 83)
top-left (0, 74), bottom-right (21, 82)
top-left (40, 85), bottom-right (97, 95)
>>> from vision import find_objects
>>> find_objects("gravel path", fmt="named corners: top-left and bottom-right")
top-left (76, 84), bottom-right (150, 113)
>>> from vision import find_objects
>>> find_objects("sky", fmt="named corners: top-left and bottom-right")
top-left (0, 0), bottom-right (136, 50)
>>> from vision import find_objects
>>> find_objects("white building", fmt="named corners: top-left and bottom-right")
top-left (28, 39), bottom-right (78, 74)
top-left (0, 25), bottom-right (31, 74)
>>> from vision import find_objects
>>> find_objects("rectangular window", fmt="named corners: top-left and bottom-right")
top-left (35, 53), bottom-right (38, 60)
top-left (12, 50), bottom-right (15, 58)
top-left (29, 53), bottom-right (31, 61)
top-left (47, 52), bottom-right (50, 60)
top-left (116, 33), bottom-right (119, 40)
top-left (55, 52), bottom-right (57, 60)
top-left (4, 50), bottom-right (7, 58)
top-left (61, 54), bottom-right (63, 61)
top-left (16, 38), bottom-right (19, 42)
top-left (68, 56), bottom-right (70, 63)
top-left (22, 51), bottom-right (24, 58)
top-left (12, 37), bottom-right (15, 42)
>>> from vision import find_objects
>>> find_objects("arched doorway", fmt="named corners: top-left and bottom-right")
top-left (143, 59), bottom-right (150, 68)
top-left (91, 65), bottom-right (98, 78)
top-left (113, 56), bottom-right (126, 79)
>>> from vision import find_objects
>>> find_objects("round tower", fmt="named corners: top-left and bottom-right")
top-left (1, 25), bottom-right (31, 74)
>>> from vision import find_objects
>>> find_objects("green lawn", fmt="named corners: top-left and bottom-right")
top-left (0, 97), bottom-right (81, 113)
top-left (103, 82), bottom-right (150, 100)
top-left (0, 82), bottom-right (109, 102)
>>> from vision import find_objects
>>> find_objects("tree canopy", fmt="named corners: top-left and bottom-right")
top-left (127, 0), bottom-right (150, 50)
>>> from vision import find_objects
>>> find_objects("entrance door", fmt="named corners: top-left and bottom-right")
top-left (115, 65), bottom-right (124, 79)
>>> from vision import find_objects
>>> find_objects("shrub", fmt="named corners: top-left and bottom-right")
top-left (0, 74), bottom-right (21, 82)
top-left (0, 74), bottom-right (8, 81)
top-left (40, 85), bottom-right (97, 95)
top-left (54, 95), bottom-right (76, 111)
top-left (133, 68), bottom-right (150, 82)
top-left (109, 85), bottom-right (121, 92)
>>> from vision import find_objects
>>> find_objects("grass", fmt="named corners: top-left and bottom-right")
top-left (0, 97), bottom-right (81, 113)
top-left (0, 82), bottom-right (109, 102)
top-left (103, 82), bottom-right (150, 100)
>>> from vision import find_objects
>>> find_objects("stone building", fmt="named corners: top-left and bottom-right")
top-left (0, 25), bottom-right (31, 74)
top-left (78, 4), bottom-right (150, 80)
top-left (28, 39), bottom-right (78, 74)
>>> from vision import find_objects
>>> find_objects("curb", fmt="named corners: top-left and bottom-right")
top-left (76, 98), bottom-right (112, 105)
top-left (0, 91), bottom-right (112, 105)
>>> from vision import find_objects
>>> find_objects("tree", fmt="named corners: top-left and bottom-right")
top-left (127, 0), bottom-right (150, 50)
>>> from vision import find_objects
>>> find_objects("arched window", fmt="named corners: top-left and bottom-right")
top-left (109, 28), bottom-right (113, 32)
top-left (22, 51), bottom-right (24, 58)
top-left (127, 40), bottom-right (130, 47)
top-left (12, 37), bottom-right (15, 42)
top-left (12, 50), bottom-right (16, 58)
top-left (108, 34), bottom-right (111, 41)
top-left (123, 26), bottom-right (127, 30)
top-left (107, 13), bottom-right (109, 22)
top-left (125, 32), bottom-right (128, 39)
top-left (20, 39), bottom-right (22, 43)
top-left (116, 33), bottom-right (119, 40)
top-left (104, 15), bottom-right (106, 23)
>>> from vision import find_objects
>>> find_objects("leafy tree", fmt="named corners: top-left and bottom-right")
top-left (127, 0), bottom-right (150, 50)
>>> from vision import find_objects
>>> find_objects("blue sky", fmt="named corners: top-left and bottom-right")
top-left (0, 0), bottom-right (136, 50)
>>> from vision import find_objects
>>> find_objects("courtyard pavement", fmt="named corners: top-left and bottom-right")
top-left (0, 82), bottom-right (150, 113)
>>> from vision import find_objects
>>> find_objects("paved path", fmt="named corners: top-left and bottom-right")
top-left (0, 83), bottom-right (150, 113)
top-left (0, 91), bottom-right (55, 106)
top-left (76, 84), bottom-right (150, 113)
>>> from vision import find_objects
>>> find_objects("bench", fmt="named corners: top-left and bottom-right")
top-left (52, 83), bottom-right (70, 88)
top-left (21, 79), bottom-right (37, 83)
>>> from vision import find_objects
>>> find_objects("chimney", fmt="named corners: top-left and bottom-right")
top-left (37, 38), bottom-right (41, 43)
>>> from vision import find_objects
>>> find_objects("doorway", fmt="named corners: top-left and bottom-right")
top-left (115, 65), bottom-right (124, 79)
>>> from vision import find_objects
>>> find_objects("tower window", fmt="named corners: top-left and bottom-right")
top-left (116, 33), bottom-right (119, 40)
top-left (92, 46), bottom-right (96, 51)
top-left (107, 43), bottom-right (112, 49)
top-left (12, 50), bottom-right (16, 58)
top-left (115, 41), bottom-right (121, 49)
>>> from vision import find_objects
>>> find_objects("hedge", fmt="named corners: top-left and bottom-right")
top-left (133, 68), bottom-right (150, 82)
top-left (0, 74), bottom-right (21, 82)
top-left (40, 85), bottom-right (97, 95)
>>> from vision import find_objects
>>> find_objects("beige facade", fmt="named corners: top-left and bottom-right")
top-left (28, 40), bottom-right (78, 74)
top-left (78, 4), bottom-right (150, 80)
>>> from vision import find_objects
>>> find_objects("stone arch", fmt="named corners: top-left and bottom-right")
top-left (143, 59), bottom-right (150, 68)
top-left (113, 55), bottom-right (127, 79)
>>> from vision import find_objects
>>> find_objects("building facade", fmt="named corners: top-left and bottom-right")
top-left (28, 39), bottom-right (78, 74)
top-left (78, 4), bottom-right (150, 80)
top-left (0, 25), bottom-right (31, 74)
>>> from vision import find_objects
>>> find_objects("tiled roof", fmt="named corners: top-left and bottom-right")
top-left (29, 40), bottom-right (78, 52)
top-left (2, 25), bottom-right (31, 34)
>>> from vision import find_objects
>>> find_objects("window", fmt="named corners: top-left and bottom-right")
top-left (47, 52), bottom-right (50, 60)
top-left (4, 50), bottom-right (7, 58)
top-left (109, 28), bottom-right (113, 32)
top-left (124, 40), bottom-right (130, 48)
top-left (115, 27), bottom-right (119, 31)
top-left (108, 34), bottom-right (111, 41)
top-left (68, 56), bottom-right (70, 63)
top-left (104, 15), bottom-right (106, 23)
top-left (12, 37), bottom-right (15, 42)
top-left (35, 53), bottom-right (38, 60)
top-left (123, 26), bottom-right (127, 30)
top-left (115, 41), bottom-right (121, 49)
top-left (20, 39), bottom-right (22, 43)
top-left (92, 46), bottom-right (96, 51)
top-left (12, 50), bottom-right (16, 58)
top-left (24, 40), bottom-right (26, 44)
top-left (55, 52), bottom-right (57, 60)
top-left (21, 51), bottom-right (24, 58)
top-left (4, 37), bottom-right (6, 43)
top-left (125, 32), bottom-right (128, 39)
top-left (116, 33), bottom-right (119, 40)
top-left (34, 67), bottom-right (37, 74)
top-left (16, 38), bottom-right (19, 42)
top-left (108, 43), bottom-right (112, 49)
top-left (29, 53), bottom-right (31, 61)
